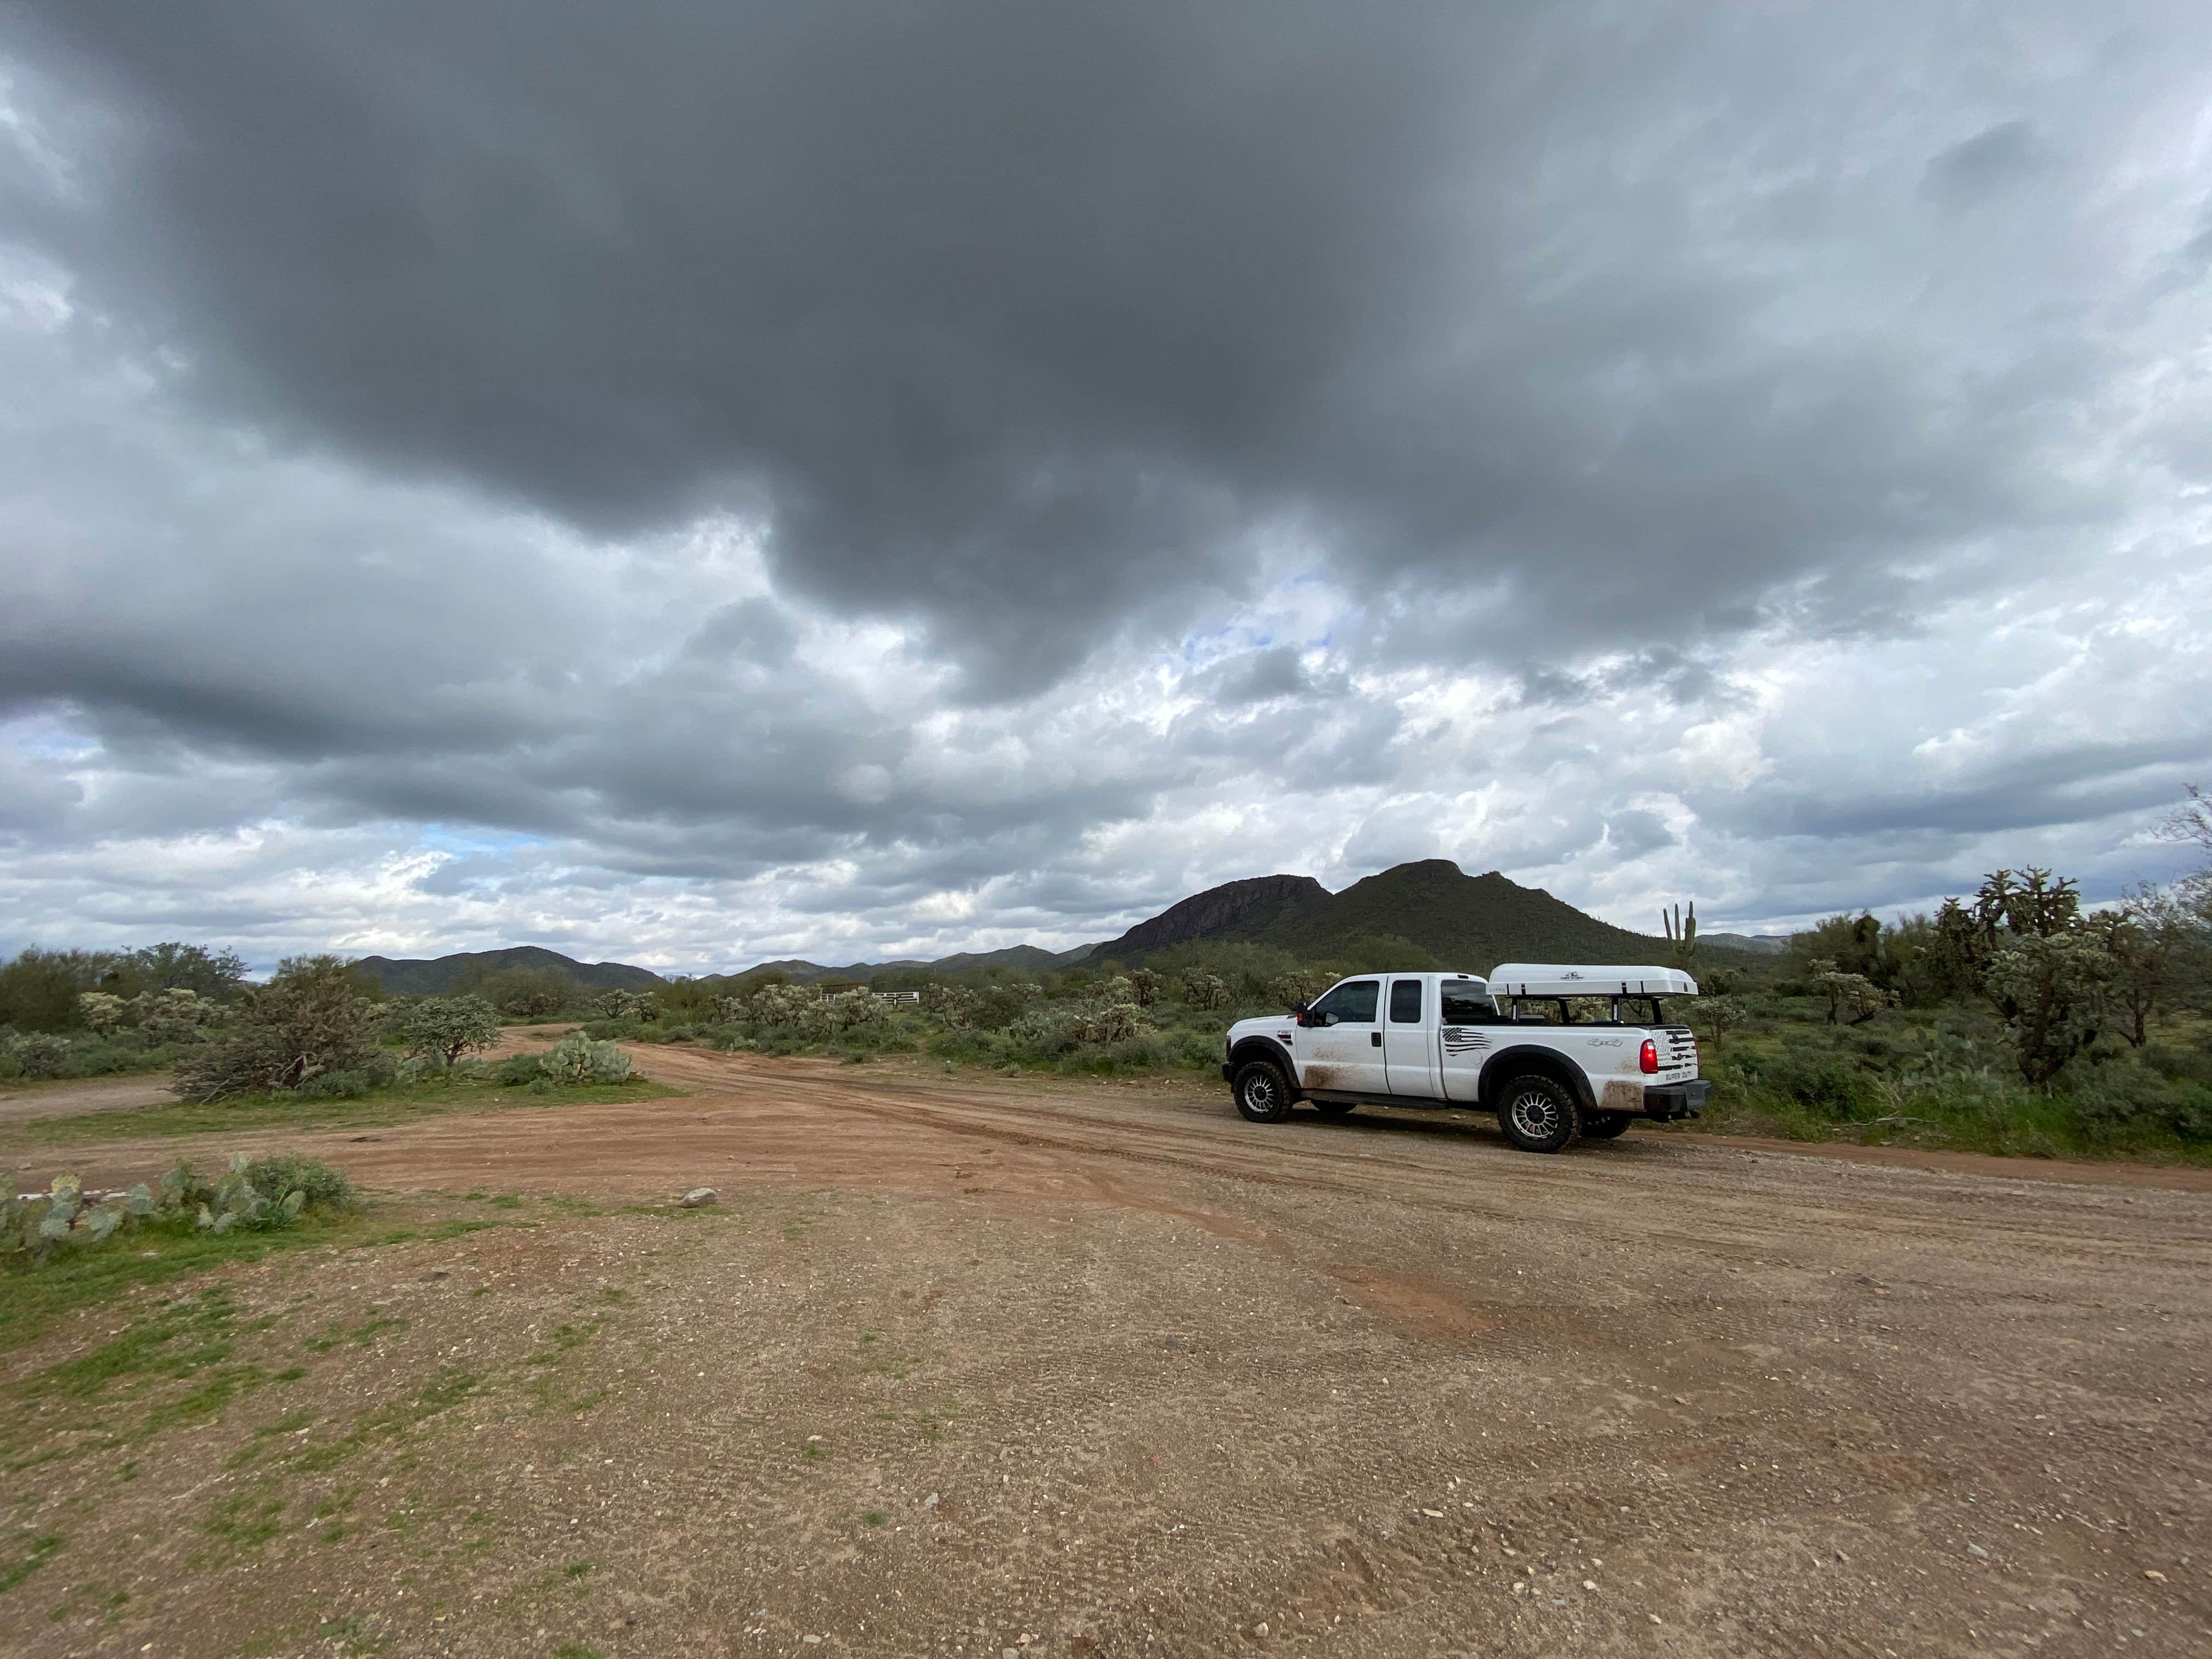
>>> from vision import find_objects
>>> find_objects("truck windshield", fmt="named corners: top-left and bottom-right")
top-left (1440, 979), bottom-right (1496, 1023)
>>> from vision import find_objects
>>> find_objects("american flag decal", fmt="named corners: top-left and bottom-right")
top-left (1441, 1027), bottom-right (1491, 1054)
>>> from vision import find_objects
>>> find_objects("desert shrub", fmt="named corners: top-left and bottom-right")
top-left (2068, 1056), bottom-right (2212, 1142)
top-left (1734, 1049), bottom-right (1877, 1119)
top-left (237, 1153), bottom-right (356, 1208)
top-left (540, 1035), bottom-right (633, 1084)
top-left (469, 966), bottom-right (577, 1018)
top-left (494, 1053), bottom-right (546, 1085)
top-left (388, 995), bottom-right (503, 1067)
top-left (296, 1067), bottom-right (377, 1100)
top-left (4, 1032), bottom-right (69, 1079)
top-left (594, 989), bottom-right (660, 1020)
top-left (0, 949), bottom-right (100, 1032)
top-left (173, 955), bottom-right (382, 1101)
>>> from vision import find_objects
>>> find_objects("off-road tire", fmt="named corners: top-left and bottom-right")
top-left (1581, 1111), bottom-right (1633, 1140)
top-left (1312, 1101), bottom-right (1358, 1119)
top-left (1233, 1059), bottom-right (1295, 1124)
top-left (1497, 1073), bottom-right (1582, 1154)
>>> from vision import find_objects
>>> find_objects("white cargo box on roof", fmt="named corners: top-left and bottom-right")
top-left (1488, 964), bottom-right (1700, 998)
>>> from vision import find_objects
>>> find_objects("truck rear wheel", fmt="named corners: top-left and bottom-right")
top-left (1497, 1074), bottom-right (1581, 1153)
top-left (1232, 1059), bottom-right (1295, 1124)
top-left (1582, 1111), bottom-right (1632, 1139)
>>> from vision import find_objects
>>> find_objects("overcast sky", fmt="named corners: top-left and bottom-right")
top-left (4, 3), bottom-right (2210, 973)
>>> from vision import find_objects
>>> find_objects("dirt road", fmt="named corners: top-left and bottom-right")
top-left (8, 1045), bottom-right (2210, 1657)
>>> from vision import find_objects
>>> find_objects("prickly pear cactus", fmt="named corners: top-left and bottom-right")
top-left (540, 1035), bottom-right (632, 1084)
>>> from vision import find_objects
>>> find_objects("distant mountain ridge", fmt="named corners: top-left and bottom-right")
top-left (357, 866), bottom-right (1771, 992)
top-left (1080, 859), bottom-right (1752, 971)
top-left (352, 946), bottom-right (663, 995)
top-left (746, 944), bottom-right (1096, 984)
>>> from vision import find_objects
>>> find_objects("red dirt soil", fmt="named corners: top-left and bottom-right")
top-left (3, 1042), bottom-right (2207, 1657)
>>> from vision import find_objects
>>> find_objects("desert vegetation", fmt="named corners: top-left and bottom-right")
top-left (7, 792), bottom-right (2210, 1163)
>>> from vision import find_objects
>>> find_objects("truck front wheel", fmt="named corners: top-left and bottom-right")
top-left (1232, 1059), bottom-right (1295, 1124)
top-left (1497, 1074), bottom-right (1582, 1153)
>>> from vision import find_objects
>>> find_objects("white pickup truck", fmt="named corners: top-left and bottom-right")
top-left (1220, 965), bottom-right (1708, 1153)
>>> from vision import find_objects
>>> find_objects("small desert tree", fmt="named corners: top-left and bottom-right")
top-left (390, 996), bottom-right (503, 1068)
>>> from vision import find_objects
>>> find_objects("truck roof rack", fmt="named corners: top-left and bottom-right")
top-left (1487, 964), bottom-right (1699, 998)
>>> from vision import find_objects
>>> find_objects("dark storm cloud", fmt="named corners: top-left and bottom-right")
top-left (12, 1), bottom-right (2192, 701)
top-left (1921, 121), bottom-right (2046, 210)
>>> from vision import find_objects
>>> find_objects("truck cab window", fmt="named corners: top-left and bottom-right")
top-left (1439, 980), bottom-right (1497, 1024)
top-left (1310, 979), bottom-right (1379, 1024)
top-left (1389, 979), bottom-right (1423, 1023)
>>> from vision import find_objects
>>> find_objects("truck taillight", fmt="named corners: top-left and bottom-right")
top-left (1639, 1039), bottom-right (1660, 1074)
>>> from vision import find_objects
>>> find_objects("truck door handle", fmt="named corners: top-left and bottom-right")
top-left (1371, 1031), bottom-right (1382, 1047)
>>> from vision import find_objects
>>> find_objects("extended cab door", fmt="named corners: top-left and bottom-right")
top-left (1300, 978), bottom-right (1389, 1096)
top-left (1437, 977), bottom-right (1499, 1103)
top-left (1381, 975), bottom-right (1441, 1098)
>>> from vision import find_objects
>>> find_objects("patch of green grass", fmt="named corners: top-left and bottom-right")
top-left (283, 1365), bottom-right (484, 1476)
top-left (0, 1209), bottom-right (386, 1359)
top-left (490, 1194), bottom-right (525, 1210)
top-left (313, 1612), bottom-right (385, 1654)
top-left (22, 1283), bottom-right (238, 1401)
top-left (0, 1533), bottom-right (63, 1595)
top-left (204, 1486), bottom-right (285, 1551)
top-left (302, 1312), bottom-right (407, 1355)
top-left (0, 1075), bottom-right (686, 1150)
top-left (552, 1643), bottom-right (605, 1659)
top-left (862, 1510), bottom-right (888, 1527)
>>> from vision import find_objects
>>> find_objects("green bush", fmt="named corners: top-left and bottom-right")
top-left (540, 1035), bottom-right (633, 1084)
top-left (1734, 1049), bottom-right (1878, 1119)
top-left (297, 1067), bottom-right (377, 1100)
top-left (493, 1053), bottom-right (546, 1085)
top-left (3, 1032), bottom-right (69, 1079)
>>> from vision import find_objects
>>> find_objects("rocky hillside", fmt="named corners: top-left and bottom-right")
top-left (1084, 859), bottom-right (1706, 970)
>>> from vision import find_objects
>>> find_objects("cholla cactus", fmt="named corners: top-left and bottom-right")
top-left (136, 988), bottom-right (224, 1045)
top-left (802, 989), bottom-right (882, 1039)
top-left (1177, 971), bottom-right (1231, 1011)
top-left (748, 983), bottom-right (823, 1030)
top-left (1073, 1001), bottom-right (1148, 1043)
top-left (1124, 969), bottom-right (1162, 1007)
top-left (540, 1034), bottom-right (633, 1084)
top-left (1265, 970), bottom-right (1333, 1012)
top-left (5, 1032), bottom-right (69, 1079)
top-left (919, 984), bottom-right (979, 1028)
top-left (594, 989), bottom-right (659, 1021)
top-left (77, 992), bottom-right (127, 1034)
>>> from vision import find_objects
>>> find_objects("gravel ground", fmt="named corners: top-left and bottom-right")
top-left (3, 1045), bottom-right (2207, 1657)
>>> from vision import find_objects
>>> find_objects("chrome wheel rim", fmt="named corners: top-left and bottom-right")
top-left (1508, 1087), bottom-right (1561, 1141)
top-left (1243, 1073), bottom-right (1278, 1112)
